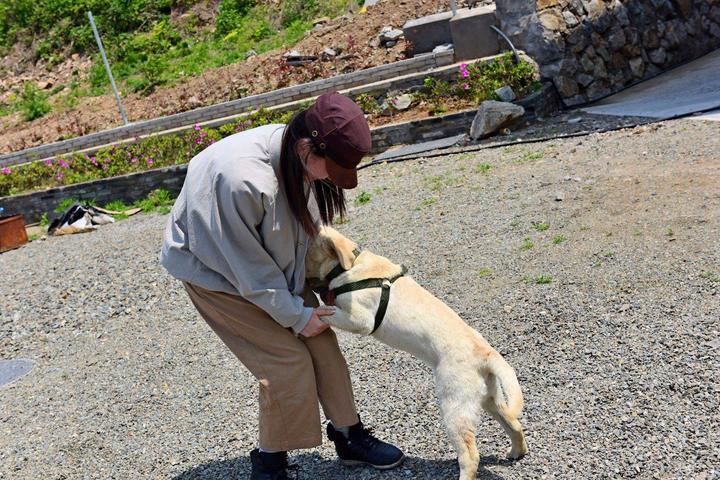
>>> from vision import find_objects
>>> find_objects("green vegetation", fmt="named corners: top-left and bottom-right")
top-left (475, 163), bottom-right (492, 174)
top-left (520, 236), bottom-right (534, 251)
top-left (354, 191), bottom-right (371, 206)
top-left (552, 234), bottom-right (567, 244)
top-left (534, 275), bottom-right (552, 284)
top-left (419, 53), bottom-right (539, 108)
top-left (478, 267), bottom-right (493, 278)
top-left (700, 271), bottom-right (720, 283)
top-left (519, 150), bottom-right (544, 163)
top-left (532, 221), bottom-right (549, 232)
top-left (1, 0), bottom-right (349, 109)
top-left (416, 197), bottom-right (438, 209)
top-left (18, 83), bottom-right (51, 121)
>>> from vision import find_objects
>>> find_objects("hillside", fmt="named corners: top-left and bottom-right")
top-left (0, 0), bottom-right (449, 155)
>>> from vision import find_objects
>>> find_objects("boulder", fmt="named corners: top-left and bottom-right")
top-left (391, 93), bottom-right (414, 110)
top-left (495, 86), bottom-right (517, 102)
top-left (470, 101), bottom-right (525, 140)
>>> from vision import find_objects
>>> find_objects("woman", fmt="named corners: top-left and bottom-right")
top-left (160, 92), bottom-right (404, 479)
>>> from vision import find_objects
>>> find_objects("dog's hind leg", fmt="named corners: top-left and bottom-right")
top-left (481, 396), bottom-right (528, 460)
top-left (437, 375), bottom-right (480, 480)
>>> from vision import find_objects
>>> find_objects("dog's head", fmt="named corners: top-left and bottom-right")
top-left (305, 226), bottom-right (358, 288)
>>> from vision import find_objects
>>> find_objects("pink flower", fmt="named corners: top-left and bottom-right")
top-left (56, 172), bottom-right (65, 180)
top-left (459, 63), bottom-right (469, 78)
top-left (146, 158), bottom-right (154, 166)
top-left (131, 156), bottom-right (139, 164)
top-left (90, 156), bottom-right (98, 166)
top-left (58, 159), bottom-right (70, 169)
top-left (463, 83), bottom-right (470, 90)
top-left (194, 124), bottom-right (201, 131)
top-left (44, 159), bottom-right (54, 167)
top-left (1, 167), bottom-right (12, 174)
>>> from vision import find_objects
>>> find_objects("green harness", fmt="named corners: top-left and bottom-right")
top-left (325, 250), bottom-right (407, 334)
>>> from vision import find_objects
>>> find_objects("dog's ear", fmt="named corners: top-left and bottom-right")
top-left (321, 226), bottom-right (357, 270)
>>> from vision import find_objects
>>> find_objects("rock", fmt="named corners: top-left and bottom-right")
top-left (539, 9), bottom-right (565, 31)
top-left (593, 59), bottom-right (608, 79)
top-left (580, 51), bottom-right (595, 72)
top-left (577, 73), bottom-right (594, 87)
top-left (563, 11), bottom-right (580, 27)
top-left (674, 0), bottom-right (692, 18)
top-left (282, 50), bottom-right (303, 60)
top-left (649, 48), bottom-right (666, 64)
top-left (379, 28), bottom-right (404, 45)
top-left (629, 57), bottom-right (645, 78)
top-left (554, 75), bottom-right (579, 97)
top-left (37, 80), bottom-right (52, 90)
top-left (385, 40), bottom-right (397, 48)
top-left (312, 16), bottom-right (331, 26)
top-left (368, 36), bottom-right (381, 48)
top-left (537, 0), bottom-right (560, 8)
top-left (391, 93), bottom-right (413, 111)
top-left (469, 101), bottom-right (525, 140)
top-left (432, 43), bottom-right (454, 53)
top-left (613, 1), bottom-right (630, 26)
top-left (581, 0), bottom-right (605, 18)
top-left (608, 28), bottom-right (627, 50)
top-left (555, 192), bottom-right (565, 201)
top-left (320, 47), bottom-right (337, 60)
top-left (495, 86), bottom-right (517, 102)
top-left (245, 50), bottom-right (257, 58)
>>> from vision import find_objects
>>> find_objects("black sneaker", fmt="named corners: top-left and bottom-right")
top-left (250, 449), bottom-right (297, 480)
top-left (327, 419), bottom-right (405, 470)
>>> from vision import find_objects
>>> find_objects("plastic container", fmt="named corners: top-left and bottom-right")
top-left (0, 214), bottom-right (29, 253)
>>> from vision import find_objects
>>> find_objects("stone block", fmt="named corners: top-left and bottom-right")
top-left (403, 11), bottom-right (454, 55)
top-left (449, 6), bottom-right (500, 61)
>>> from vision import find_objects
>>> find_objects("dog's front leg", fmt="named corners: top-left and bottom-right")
top-left (320, 306), bottom-right (374, 335)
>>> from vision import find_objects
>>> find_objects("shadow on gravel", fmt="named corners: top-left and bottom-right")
top-left (173, 453), bottom-right (507, 479)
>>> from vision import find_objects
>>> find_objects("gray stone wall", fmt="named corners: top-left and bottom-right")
top-left (496, 0), bottom-right (720, 105)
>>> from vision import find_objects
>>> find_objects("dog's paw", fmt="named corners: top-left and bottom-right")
top-left (507, 444), bottom-right (528, 460)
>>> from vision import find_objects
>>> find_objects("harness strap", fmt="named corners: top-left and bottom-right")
top-left (325, 248), bottom-right (362, 284)
top-left (330, 265), bottom-right (407, 334)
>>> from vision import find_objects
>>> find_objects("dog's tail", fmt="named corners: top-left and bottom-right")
top-left (483, 349), bottom-right (524, 418)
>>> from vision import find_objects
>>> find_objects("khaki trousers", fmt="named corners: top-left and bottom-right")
top-left (183, 282), bottom-right (358, 452)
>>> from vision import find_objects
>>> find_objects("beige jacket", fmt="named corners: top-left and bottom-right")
top-left (160, 124), bottom-right (314, 334)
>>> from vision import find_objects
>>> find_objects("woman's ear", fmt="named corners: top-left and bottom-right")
top-left (295, 138), bottom-right (312, 158)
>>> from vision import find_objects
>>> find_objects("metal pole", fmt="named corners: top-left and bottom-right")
top-left (88, 11), bottom-right (128, 125)
top-left (450, 0), bottom-right (457, 16)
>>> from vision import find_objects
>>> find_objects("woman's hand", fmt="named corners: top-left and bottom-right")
top-left (300, 306), bottom-right (335, 337)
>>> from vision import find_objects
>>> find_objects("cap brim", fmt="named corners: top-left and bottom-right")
top-left (325, 157), bottom-right (358, 189)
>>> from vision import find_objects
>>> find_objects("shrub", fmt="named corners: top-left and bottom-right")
top-left (19, 83), bottom-right (51, 121)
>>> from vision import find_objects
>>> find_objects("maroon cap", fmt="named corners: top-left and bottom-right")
top-left (305, 92), bottom-right (371, 189)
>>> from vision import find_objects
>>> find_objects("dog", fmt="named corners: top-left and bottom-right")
top-left (305, 226), bottom-right (528, 480)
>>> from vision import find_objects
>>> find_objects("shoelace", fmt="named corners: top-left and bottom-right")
top-left (356, 426), bottom-right (381, 449)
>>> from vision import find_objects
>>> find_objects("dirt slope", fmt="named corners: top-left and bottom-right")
top-left (0, 0), bottom-right (448, 155)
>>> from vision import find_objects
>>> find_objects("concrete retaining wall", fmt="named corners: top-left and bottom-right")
top-left (0, 50), bottom-right (455, 168)
top-left (1, 110), bottom-right (477, 223)
top-left (496, 0), bottom-right (720, 105)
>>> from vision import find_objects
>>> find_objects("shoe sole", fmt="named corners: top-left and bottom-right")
top-left (340, 454), bottom-right (406, 470)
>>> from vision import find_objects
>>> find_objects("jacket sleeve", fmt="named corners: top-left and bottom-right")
top-left (191, 171), bottom-right (313, 335)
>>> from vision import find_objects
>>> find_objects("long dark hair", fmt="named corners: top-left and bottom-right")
top-left (280, 110), bottom-right (347, 237)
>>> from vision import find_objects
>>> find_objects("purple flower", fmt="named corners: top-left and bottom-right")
top-left (459, 63), bottom-right (469, 78)
top-left (44, 159), bottom-right (54, 167)
top-left (146, 158), bottom-right (154, 166)
top-left (58, 159), bottom-right (70, 169)
top-left (1, 167), bottom-right (12, 174)
top-left (194, 124), bottom-right (202, 131)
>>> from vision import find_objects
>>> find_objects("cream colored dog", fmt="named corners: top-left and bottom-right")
top-left (305, 226), bottom-right (528, 480)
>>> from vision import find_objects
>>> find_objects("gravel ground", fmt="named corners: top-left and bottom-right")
top-left (1, 118), bottom-right (719, 479)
